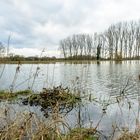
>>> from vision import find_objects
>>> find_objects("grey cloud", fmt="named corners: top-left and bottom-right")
top-left (0, 0), bottom-right (140, 56)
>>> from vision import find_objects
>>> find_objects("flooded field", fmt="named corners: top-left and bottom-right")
top-left (0, 60), bottom-right (140, 139)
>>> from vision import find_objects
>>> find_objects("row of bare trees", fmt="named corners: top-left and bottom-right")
top-left (59, 20), bottom-right (140, 60)
top-left (59, 34), bottom-right (94, 59)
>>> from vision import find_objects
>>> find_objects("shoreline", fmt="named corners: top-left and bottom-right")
top-left (0, 59), bottom-right (140, 64)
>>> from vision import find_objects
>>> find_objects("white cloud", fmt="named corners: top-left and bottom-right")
top-left (10, 48), bottom-right (41, 57)
top-left (10, 47), bottom-right (60, 57)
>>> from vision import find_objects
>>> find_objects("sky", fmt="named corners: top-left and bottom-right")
top-left (0, 0), bottom-right (140, 57)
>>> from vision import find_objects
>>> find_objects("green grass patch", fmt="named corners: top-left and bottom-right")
top-left (0, 89), bottom-right (32, 101)
top-left (0, 90), bottom-right (16, 100)
top-left (14, 89), bottom-right (32, 95)
top-left (66, 128), bottom-right (98, 140)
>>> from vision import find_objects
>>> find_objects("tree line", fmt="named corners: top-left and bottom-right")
top-left (0, 55), bottom-right (57, 62)
top-left (59, 20), bottom-right (140, 60)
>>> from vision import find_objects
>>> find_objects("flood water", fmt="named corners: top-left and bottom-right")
top-left (0, 60), bottom-right (140, 138)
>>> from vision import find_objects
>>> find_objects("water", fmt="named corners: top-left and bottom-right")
top-left (0, 61), bottom-right (140, 96)
top-left (0, 60), bottom-right (140, 138)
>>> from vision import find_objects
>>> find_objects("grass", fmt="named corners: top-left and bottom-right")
top-left (0, 87), bottom-right (140, 139)
top-left (117, 131), bottom-right (140, 140)
top-left (0, 86), bottom-right (81, 118)
top-left (0, 89), bottom-right (32, 100)
top-left (0, 111), bottom-right (99, 140)
top-left (22, 86), bottom-right (81, 117)
top-left (14, 89), bottom-right (32, 95)
top-left (66, 127), bottom-right (98, 140)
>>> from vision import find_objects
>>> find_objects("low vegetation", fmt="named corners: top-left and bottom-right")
top-left (22, 86), bottom-right (81, 117)
top-left (0, 111), bottom-right (100, 140)
top-left (66, 127), bottom-right (98, 140)
top-left (118, 131), bottom-right (140, 140)
top-left (0, 89), bottom-right (32, 100)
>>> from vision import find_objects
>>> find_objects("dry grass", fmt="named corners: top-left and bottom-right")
top-left (0, 110), bottom-right (68, 140)
top-left (117, 132), bottom-right (140, 140)
top-left (0, 107), bottom-right (99, 140)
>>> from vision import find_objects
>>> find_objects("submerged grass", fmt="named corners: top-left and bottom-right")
top-left (0, 89), bottom-right (32, 100)
top-left (22, 86), bottom-right (81, 117)
top-left (14, 89), bottom-right (32, 95)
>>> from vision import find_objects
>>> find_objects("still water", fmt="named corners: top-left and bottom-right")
top-left (0, 61), bottom-right (140, 138)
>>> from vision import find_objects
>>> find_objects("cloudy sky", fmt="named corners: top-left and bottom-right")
top-left (0, 0), bottom-right (140, 57)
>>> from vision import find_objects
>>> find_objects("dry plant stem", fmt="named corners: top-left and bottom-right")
top-left (30, 66), bottom-right (40, 90)
top-left (10, 63), bottom-right (21, 92)
top-left (0, 35), bottom-right (11, 80)
top-left (15, 75), bottom-right (34, 89)
top-left (28, 64), bottom-right (33, 89)
top-left (30, 48), bottom-right (45, 90)
top-left (43, 64), bottom-right (49, 88)
top-left (0, 64), bottom-right (6, 79)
